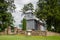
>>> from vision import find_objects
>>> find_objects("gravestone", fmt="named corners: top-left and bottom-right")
top-left (7, 26), bottom-right (11, 34)
top-left (14, 27), bottom-right (17, 34)
top-left (4, 28), bottom-right (7, 34)
top-left (17, 29), bottom-right (21, 34)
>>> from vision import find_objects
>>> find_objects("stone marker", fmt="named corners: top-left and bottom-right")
top-left (26, 30), bottom-right (32, 36)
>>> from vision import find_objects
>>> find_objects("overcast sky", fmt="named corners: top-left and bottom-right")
top-left (12, 0), bottom-right (38, 27)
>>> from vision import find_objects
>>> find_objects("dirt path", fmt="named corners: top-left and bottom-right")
top-left (47, 31), bottom-right (60, 36)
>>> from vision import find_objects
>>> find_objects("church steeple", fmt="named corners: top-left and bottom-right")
top-left (25, 10), bottom-right (34, 20)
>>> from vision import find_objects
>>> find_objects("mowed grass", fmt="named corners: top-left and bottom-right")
top-left (0, 35), bottom-right (60, 40)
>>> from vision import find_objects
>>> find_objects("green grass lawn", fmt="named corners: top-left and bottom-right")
top-left (0, 35), bottom-right (60, 40)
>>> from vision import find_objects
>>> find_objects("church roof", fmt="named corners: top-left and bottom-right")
top-left (25, 10), bottom-right (32, 13)
top-left (33, 16), bottom-right (43, 23)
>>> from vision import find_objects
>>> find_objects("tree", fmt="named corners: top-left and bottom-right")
top-left (22, 3), bottom-right (34, 13)
top-left (22, 18), bottom-right (26, 30)
top-left (35, 0), bottom-right (60, 33)
top-left (0, 0), bottom-right (15, 31)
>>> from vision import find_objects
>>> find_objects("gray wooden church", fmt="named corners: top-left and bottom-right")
top-left (25, 10), bottom-right (46, 31)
